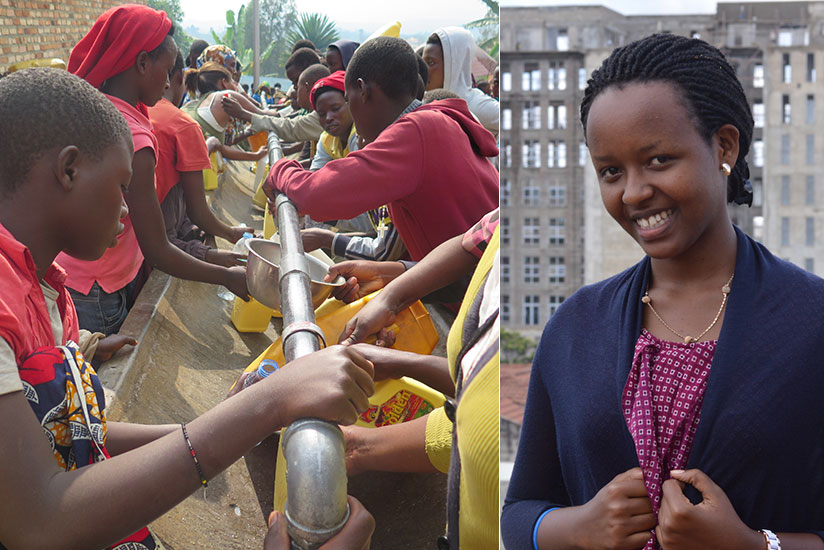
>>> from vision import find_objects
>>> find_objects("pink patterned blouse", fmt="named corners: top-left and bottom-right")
top-left (622, 328), bottom-right (716, 550)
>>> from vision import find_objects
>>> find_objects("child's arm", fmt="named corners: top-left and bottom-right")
top-left (126, 148), bottom-right (248, 298)
top-left (338, 235), bottom-right (478, 344)
top-left (342, 416), bottom-right (437, 477)
top-left (349, 343), bottom-right (454, 397)
top-left (0, 345), bottom-right (374, 549)
top-left (178, 170), bottom-right (252, 244)
top-left (217, 143), bottom-right (268, 162)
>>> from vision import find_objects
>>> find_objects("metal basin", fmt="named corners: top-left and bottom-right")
top-left (245, 238), bottom-right (344, 310)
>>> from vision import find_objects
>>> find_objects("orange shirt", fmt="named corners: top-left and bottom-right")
top-left (57, 95), bottom-right (156, 294)
top-left (148, 98), bottom-right (211, 203)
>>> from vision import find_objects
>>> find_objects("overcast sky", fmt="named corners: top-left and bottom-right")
top-left (499, 0), bottom-right (799, 15)
top-left (179, 0), bottom-right (489, 36)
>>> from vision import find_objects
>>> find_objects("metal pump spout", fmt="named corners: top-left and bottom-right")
top-left (267, 132), bottom-right (349, 548)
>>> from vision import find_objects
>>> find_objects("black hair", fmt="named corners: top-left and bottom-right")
top-left (300, 63), bottom-right (331, 87)
top-left (426, 33), bottom-right (442, 48)
top-left (422, 88), bottom-right (459, 104)
top-left (581, 33), bottom-right (754, 206)
top-left (346, 36), bottom-right (418, 102)
top-left (292, 39), bottom-right (316, 53)
top-left (0, 68), bottom-right (131, 196)
top-left (242, 83), bottom-right (249, 92)
top-left (187, 39), bottom-right (209, 68)
top-left (148, 24), bottom-right (176, 61)
top-left (416, 55), bottom-right (429, 86)
top-left (184, 62), bottom-right (233, 95)
top-left (172, 49), bottom-right (185, 75)
top-left (286, 47), bottom-right (321, 73)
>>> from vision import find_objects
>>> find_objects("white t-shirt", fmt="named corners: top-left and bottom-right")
top-left (0, 281), bottom-right (63, 396)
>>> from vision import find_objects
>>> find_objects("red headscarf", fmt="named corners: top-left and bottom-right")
top-left (310, 70), bottom-right (346, 111)
top-left (68, 4), bottom-right (172, 89)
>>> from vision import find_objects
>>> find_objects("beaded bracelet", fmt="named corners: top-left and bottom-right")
top-left (181, 423), bottom-right (208, 497)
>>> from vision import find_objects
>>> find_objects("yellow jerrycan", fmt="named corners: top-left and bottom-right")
top-left (203, 151), bottom-right (224, 191)
top-left (243, 292), bottom-right (446, 514)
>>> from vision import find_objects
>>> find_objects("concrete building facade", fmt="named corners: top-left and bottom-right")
top-left (500, 2), bottom-right (824, 336)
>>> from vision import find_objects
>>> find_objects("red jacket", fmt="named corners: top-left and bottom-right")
top-left (0, 223), bottom-right (79, 365)
top-left (269, 98), bottom-right (499, 261)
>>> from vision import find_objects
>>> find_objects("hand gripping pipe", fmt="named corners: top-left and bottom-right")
top-left (266, 132), bottom-right (349, 549)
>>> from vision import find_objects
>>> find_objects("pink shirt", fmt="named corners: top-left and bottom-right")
top-left (623, 329), bottom-right (715, 550)
top-left (57, 95), bottom-right (157, 294)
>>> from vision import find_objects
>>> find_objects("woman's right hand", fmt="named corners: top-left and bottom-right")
top-left (269, 345), bottom-right (375, 427)
top-left (577, 467), bottom-right (655, 550)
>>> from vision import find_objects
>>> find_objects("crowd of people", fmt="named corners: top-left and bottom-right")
top-left (0, 3), bottom-right (499, 549)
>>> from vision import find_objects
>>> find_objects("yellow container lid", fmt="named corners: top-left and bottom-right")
top-left (8, 58), bottom-right (67, 72)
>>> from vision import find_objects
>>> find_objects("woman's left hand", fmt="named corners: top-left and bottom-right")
top-left (656, 469), bottom-right (763, 550)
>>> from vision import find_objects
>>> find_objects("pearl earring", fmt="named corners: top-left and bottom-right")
top-left (721, 162), bottom-right (731, 177)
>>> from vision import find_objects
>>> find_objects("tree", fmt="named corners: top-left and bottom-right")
top-left (259, 0), bottom-right (298, 76)
top-left (466, 0), bottom-right (499, 58)
top-left (145, 0), bottom-right (193, 55)
top-left (501, 329), bottom-right (537, 364)
top-left (285, 12), bottom-right (340, 53)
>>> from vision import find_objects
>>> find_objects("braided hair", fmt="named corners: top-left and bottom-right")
top-left (580, 33), bottom-right (754, 206)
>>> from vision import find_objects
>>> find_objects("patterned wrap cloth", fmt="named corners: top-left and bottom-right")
top-left (622, 329), bottom-right (715, 550)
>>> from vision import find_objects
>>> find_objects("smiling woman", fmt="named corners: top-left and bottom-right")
top-left (501, 33), bottom-right (824, 550)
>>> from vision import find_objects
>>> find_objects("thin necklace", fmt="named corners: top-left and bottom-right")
top-left (641, 273), bottom-right (734, 345)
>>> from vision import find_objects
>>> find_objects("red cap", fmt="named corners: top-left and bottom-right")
top-left (310, 70), bottom-right (346, 111)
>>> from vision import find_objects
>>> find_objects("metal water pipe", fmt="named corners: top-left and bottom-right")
top-left (266, 132), bottom-right (349, 549)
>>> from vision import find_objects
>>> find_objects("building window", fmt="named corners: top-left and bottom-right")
top-left (523, 295), bottom-right (540, 325)
top-left (522, 140), bottom-right (541, 168)
top-left (523, 256), bottom-right (540, 283)
top-left (753, 177), bottom-right (763, 207)
top-left (548, 217), bottom-right (565, 245)
top-left (805, 258), bottom-right (815, 273)
top-left (806, 216), bottom-right (815, 246)
top-left (753, 139), bottom-right (764, 167)
top-left (778, 30), bottom-right (793, 47)
top-left (557, 28), bottom-right (569, 51)
top-left (783, 53), bottom-right (792, 83)
top-left (502, 295), bottom-right (510, 322)
top-left (502, 107), bottom-right (512, 130)
top-left (503, 141), bottom-right (512, 168)
top-left (522, 184), bottom-right (540, 206)
top-left (548, 141), bottom-right (566, 168)
top-left (501, 256), bottom-right (510, 283)
top-left (522, 101), bottom-right (541, 130)
top-left (753, 102), bottom-right (764, 128)
top-left (806, 175), bottom-right (815, 205)
top-left (781, 217), bottom-right (790, 246)
top-left (522, 63), bottom-right (541, 91)
top-left (806, 94), bottom-right (815, 124)
top-left (781, 134), bottom-right (791, 165)
top-left (501, 178), bottom-right (511, 207)
top-left (782, 94), bottom-right (791, 124)
top-left (579, 141), bottom-right (588, 166)
top-left (548, 295), bottom-right (565, 317)
top-left (547, 184), bottom-right (566, 207)
top-left (808, 53), bottom-right (816, 82)
top-left (753, 64), bottom-right (764, 88)
top-left (578, 67), bottom-right (587, 90)
top-left (557, 142), bottom-right (567, 168)
top-left (523, 217), bottom-right (540, 244)
top-left (781, 175), bottom-right (791, 205)
top-left (548, 256), bottom-right (566, 283)
top-left (501, 217), bottom-right (510, 245)
top-left (502, 71), bottom-right (512, 92)
top-left (807, 134), bottom-right (815, 165)
top-left (548, 61), bottom-right (566, 90)
top-left (547, 103), bottom-right (566, 130)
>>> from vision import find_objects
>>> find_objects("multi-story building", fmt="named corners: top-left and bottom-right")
top-left (500, 1), bottom-right (824, 337)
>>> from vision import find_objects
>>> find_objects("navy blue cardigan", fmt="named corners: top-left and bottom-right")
top-left (501, 227), bottom-right (824, 549)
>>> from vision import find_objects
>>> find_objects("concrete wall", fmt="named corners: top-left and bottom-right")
top-left (0, 1), bottom-right (140, 73)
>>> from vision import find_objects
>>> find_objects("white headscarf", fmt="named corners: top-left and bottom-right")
top-left (435, 26), bottom-right (499, 133)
